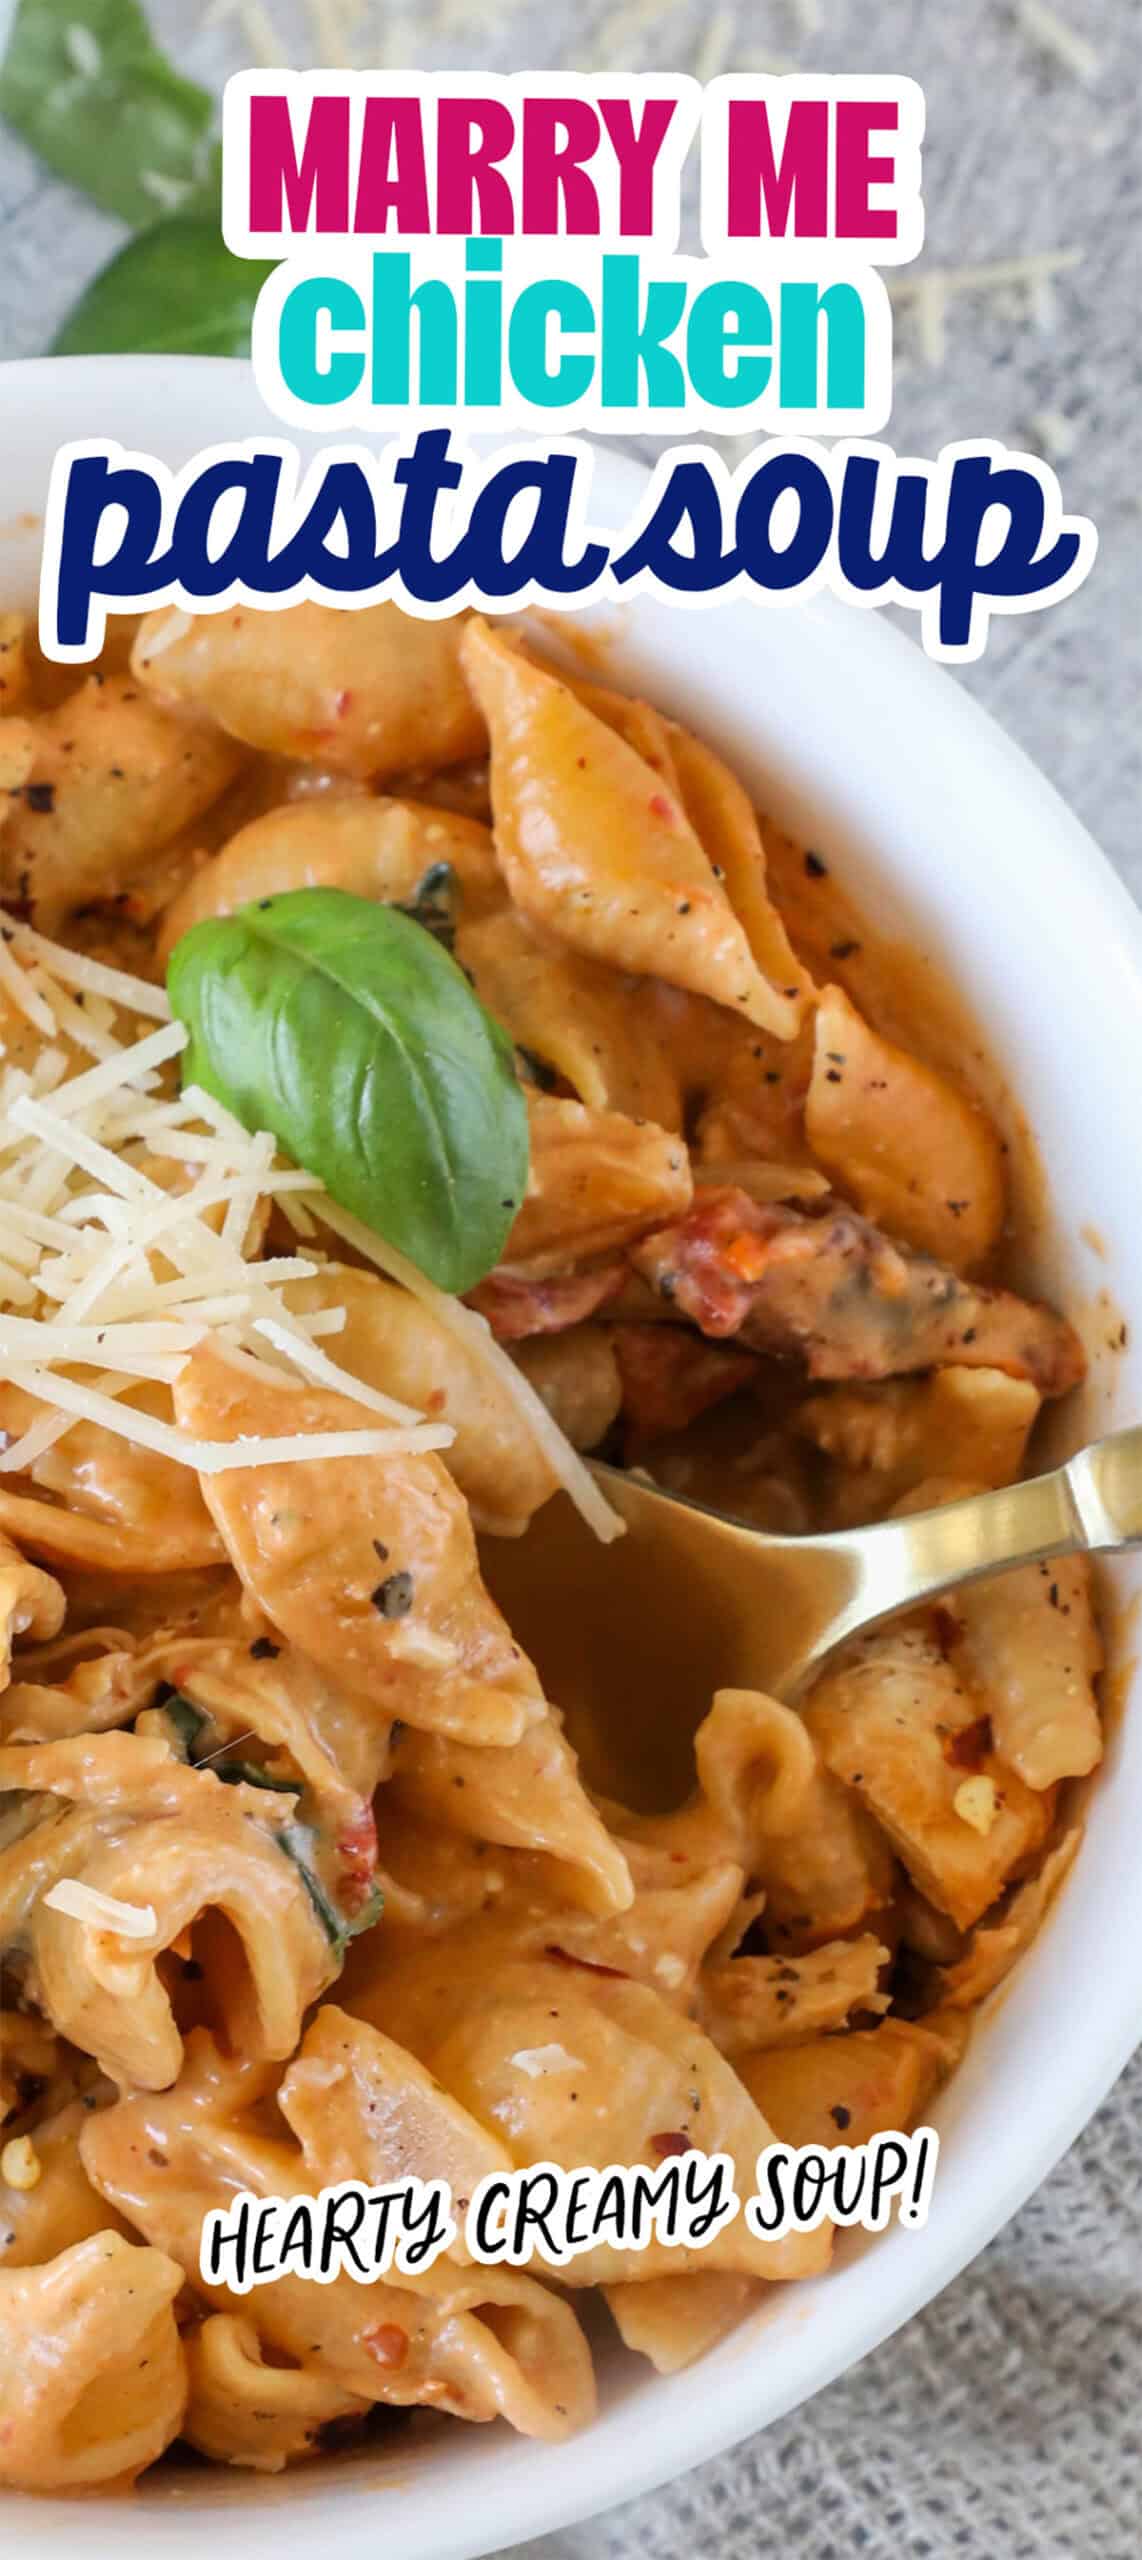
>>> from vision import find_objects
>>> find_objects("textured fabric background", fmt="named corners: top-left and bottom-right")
top-left (0, 3), bottom-right (1138, 2553)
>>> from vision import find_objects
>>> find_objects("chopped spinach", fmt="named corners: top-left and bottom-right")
top-left (277, 1823), bottom-right (383, 1959)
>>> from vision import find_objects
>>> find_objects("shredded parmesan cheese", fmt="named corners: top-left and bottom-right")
top-left (509, 2045), bottom-right (585, 2078)
top-left (954, 1776), bottom-right (1000, 1836)
top-left (0, 1367), bottom-right (454, 1474)
top-left (0, 932), bottom-right (55, 1035)
top-left (311, 1200), bottom-right (626, 1543)
top-left (203, 0), bottom-right (292, 67)
top-left (1013, 0), bottom-right (1100, 84)
top-left (694, 5), bottom-right (735, 81)
top-left (41, 1880), bottom-right (158, 1939)
top-left (0, 910), bottom-right (616, 1527)
top-left (0, 912), bottom-right (457, 1474)
top-left (5, 918), bottom-right (173, 1018)
top-left (306, 0), bottom-right (365, 66)
top-left (0, 2135), bottom-right (41, 2191)
top-left (888, 252), bottom-right (1081, 367)
top-left (251, 1315), bottom-right (423, 1423)
top-left (1029, 407), bottom-right (1077, 461)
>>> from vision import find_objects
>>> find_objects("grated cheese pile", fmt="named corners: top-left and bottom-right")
top-left (0, 909), bottom-right (452, 1478)
top-left (0, 911), bottom-right (621, 1535)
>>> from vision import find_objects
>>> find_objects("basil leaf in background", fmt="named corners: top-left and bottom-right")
top-left (52, 215), bottom-right (274, 355)
top-left (0, 0), bottom-right (215, 227)
top-left (167, 889), bottom-right (530, 1296)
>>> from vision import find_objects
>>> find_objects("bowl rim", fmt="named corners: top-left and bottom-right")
top-left (1, 355), bottom-right (1141, 2560)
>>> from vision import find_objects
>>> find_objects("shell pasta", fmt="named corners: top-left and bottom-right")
top-left (0, 602), bottom-right (1100, 2490)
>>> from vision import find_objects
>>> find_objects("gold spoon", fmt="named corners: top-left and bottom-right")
top-left (480, 1425), bottom-right (1142, 1812)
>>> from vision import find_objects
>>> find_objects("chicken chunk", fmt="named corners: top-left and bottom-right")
top-left (632, 1189), bottom-right (1084, 1395)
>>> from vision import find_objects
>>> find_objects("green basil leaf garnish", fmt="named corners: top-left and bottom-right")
top-left (167, 888), bottom-right (529, 1296)
top-left (52, 215), bottom-right (274, 357)
top-left (0, 0), bottom-right (215, 228)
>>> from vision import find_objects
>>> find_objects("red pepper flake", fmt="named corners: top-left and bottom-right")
top-left (337, 1802), bottom-right (379, 1910)
top-left (943, 1715), bottom-right (993, 1771)
top-left (649, 2131), bottom-right (692, 2160)
top-left (647, 792), bottom-right (674, 822)
top-left (829, 2104), bottom-right (851, 2130)
top-left (364, 2324), bottom-right (408, 2370)
top-left (929, 1605), bottom-right (961, 1658)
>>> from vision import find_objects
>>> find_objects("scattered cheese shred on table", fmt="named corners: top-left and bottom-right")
top-left (1013, 0), bottom-right (1101, 85)
top-left (888, 250), bottom-right (1081, 365)
top-left (203, 0), bottom-right (292, 70)
top-left (693, 5), bottom-right (735, 81)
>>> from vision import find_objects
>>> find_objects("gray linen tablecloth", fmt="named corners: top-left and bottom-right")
top-left (0, 3), bottom-right (1138, 2552)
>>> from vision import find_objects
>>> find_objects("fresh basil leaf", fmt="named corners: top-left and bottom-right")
top-left (0, 0), bottom-right (215, 227)
top-left (52, 215), bottom-right (274, 356)
top-left (167, 888), bottom-right (530, 1296)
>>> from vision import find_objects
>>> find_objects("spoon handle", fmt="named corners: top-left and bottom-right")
top-left (798, 1423), bottom-right (1142, 1677)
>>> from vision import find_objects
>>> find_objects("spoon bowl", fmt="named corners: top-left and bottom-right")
top-left (482, 1426), bottom-right (1142, 1809)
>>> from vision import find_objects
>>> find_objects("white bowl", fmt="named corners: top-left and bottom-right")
top-left (2, 357), bottom-right (1140, 2560)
